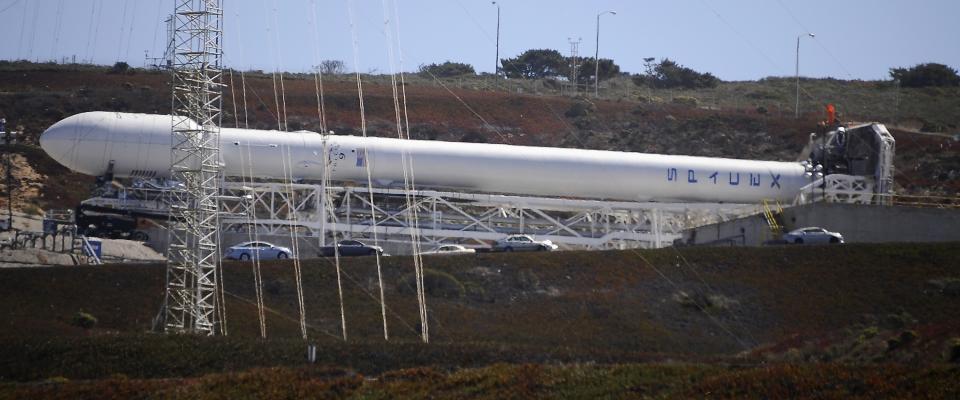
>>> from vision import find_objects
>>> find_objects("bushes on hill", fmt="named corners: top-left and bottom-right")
top-left (72, 312), bottom-right (98, 329)
top-left (890, 63), bottom-right (960, 88)
top-left (500, 49), bottom-right (622, 83)
top-left (398, 269), bottom-right (465, 299)
top-left (632, 58), bottom-right (719, 89)
top-left (501, 49), bottom-right (567, 79)
top-left (108, 62), bottom-right (131, 75)
top-left (419, 61), bottom-right (476, 78)
top-left (318, 59), bottom-right (346, 75)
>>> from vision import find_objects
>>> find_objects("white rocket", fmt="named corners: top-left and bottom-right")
top-left (40, 112), bottom-right (809, 203)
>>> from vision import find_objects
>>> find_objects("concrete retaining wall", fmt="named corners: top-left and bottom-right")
top-left (682, 203), bottom-right (960, 246)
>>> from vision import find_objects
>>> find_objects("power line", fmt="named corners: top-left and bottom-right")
top-left (774, 0), bottom-right (855, 79)
top-left (16, 0), bottom-right (26, 59)
top-left (0, 0), bottom-right (21, 14)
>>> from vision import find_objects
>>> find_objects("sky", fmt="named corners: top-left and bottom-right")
top-left (0, 0), bottom-right (957, 81)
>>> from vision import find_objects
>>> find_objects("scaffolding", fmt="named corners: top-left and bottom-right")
top-left (216, 183), bottom-right (759, 252)
top-left (164, 0), bottom-right (224, 335)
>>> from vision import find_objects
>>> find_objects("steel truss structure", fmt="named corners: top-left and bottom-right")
top-left (164, 0), bottom-right (225, 335)
top-left (217, 182), bottom-right (761, 252)
top-left (796, 174), bottom-right (877, 205)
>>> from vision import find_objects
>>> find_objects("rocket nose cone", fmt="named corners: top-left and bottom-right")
top-left (40, 113), bottom-right (87, 172)
top-left (40, 119), bottom-right (73, 157)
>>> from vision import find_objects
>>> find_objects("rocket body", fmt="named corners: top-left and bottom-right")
top-left (41, 112), bottom-right (808, 203)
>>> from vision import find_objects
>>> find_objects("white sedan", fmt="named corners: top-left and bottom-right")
top-left (782, 227), bottom-right (844, 245)
top-left (492, 234), bottom-right (559, 252)
top-left (421, 244), bottom-right (477, 256)
top-left (225, 241), bottom-right (293, 260)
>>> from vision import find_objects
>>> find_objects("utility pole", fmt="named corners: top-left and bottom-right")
top-left (795, 32), bottom-right (814, 119)
top-left (492, 2), bottom-right (500, 77)
top-left (594, 10), bottom-right (616, 97)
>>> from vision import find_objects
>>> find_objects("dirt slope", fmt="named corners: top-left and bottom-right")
top-left (1, 62), bottom-right (956, 214)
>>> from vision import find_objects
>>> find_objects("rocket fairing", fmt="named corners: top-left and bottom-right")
top-left (40, 112), bottom-right (809, 203)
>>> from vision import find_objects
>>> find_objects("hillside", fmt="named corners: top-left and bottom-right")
top-left (0, 61), bottom-right (957, 213)
top-left (0, 243), bottom-right (958, 397)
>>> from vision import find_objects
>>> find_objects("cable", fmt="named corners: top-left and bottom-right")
top-left (321, 136), bottom-right (349, 341)
top-left (50, 0), bottom-right (64, 62)
top-left (124, 0), bottom-right (138, 62)
top-left (244, 143), bottom-right (268, 338)
top-left (83, 0), bottom-right (98, 63)
top-left (695, 0), bottom-right (825, 110)
top-left (281, 144), bottom-right (308, 340)
top-left (229, 71), bottom-right (240, 128)
top-left (348, 0), bottom-right (391, 341)
top-left (774, 0), bottom-right (855, 80)
top-left (629, 248), bottom-right (754, 351)
top-left (16, 0), bottom-right (27, 59)
top-left (151, 0), bottom-right (166, 62)
top-left (383, 0), bottom-right (429, 343)
top-left (0, 0), bottom-right (21, 14)
top-left (90, 0), bottom-right (103, 63)
top-left (308, 0), bottom-right (329, 132)
top-left (223, 290), bottom-right (340, 340)
top-left (26, 1), bottom-right (38, 61)
top-left (117, 0), bottom-right (129, 61)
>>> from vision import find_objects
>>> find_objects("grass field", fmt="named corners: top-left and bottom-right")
top-left (1, 243), bottom-right (959, 397)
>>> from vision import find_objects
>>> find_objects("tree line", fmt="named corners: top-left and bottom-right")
top-left (321, 51), bottom-right (960, 90)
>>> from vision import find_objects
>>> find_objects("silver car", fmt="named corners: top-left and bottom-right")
top-left (225, 241), bottom-right (293, 260)
top-left (782, 227), bottom-right (844, 245)
top-left (492, 234), bottom-right (558, 252)
top-left (421, 244), bottom-right (477, 256)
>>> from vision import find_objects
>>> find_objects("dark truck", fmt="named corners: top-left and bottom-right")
top-left (318, 239), bottom-right (385, 257)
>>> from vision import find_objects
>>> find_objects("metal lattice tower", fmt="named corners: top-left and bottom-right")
top-left (164, 0), bottom-right (224, 335)
top-left (568, 37), bottom-right (581, 91)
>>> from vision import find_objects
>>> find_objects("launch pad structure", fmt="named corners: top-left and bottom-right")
top-left (70, 119), bottom-right (895, 255)
top-left (216, 182), bottom-right (761, 252)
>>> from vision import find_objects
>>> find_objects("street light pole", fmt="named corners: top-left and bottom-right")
top-left (594, 10), bottom-right (616, 97)
top-left (492, 1), bottom-right (500, 77)
top-left (795, 32), bottom-right (814, 118)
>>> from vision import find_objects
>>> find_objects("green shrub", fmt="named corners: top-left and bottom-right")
top-left (858, 326), bottom-right (879, 343)
top-left (516, 269), bottom-right (540, 291)
top-left (632, 59), bottom-right (720, 89)
top-left (72, 311), bottom-right (98, 329)
top-left (928, 277), bottom-right (960, 296)
top-left (419, 61), bottom-right (476, 78)
top-left (886, 330), bottom-right (918, 352)
top-left (565, 101), bottom-right (595, 118)
top-left (890, 63), bottom-right (960, 88)
top-left (108, 62), bottom-right (130, 75)
top-left (21, 203), bottom-right (42, 216)
top-left (947, 338), bottom-right (960, 363)
top-left (883, 311), bottom-right (917, 329)
top-left (672, 96), bottom-right (699, 107)
top-left (398, 269), bottom-right (465, 299)
top-left (463, 282), bottom-right (492, 302)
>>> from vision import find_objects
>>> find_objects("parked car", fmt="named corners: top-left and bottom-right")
top-left (492, 234), bottom-right (558, 252)
top-left (782, 227), bottom-right (844, 244)
top-left (318, 239), bottom-right (384, 257)
top-left (421, 244), bottom-right (476, 256)
top-left (225, 241), bottom-right (292, 260)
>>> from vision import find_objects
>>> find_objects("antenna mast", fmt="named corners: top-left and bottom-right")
top-left (568, 37), bottom-right (582, 92)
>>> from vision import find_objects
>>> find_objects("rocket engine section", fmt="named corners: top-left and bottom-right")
top-left (41, 112), bottom-right (812, 204)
